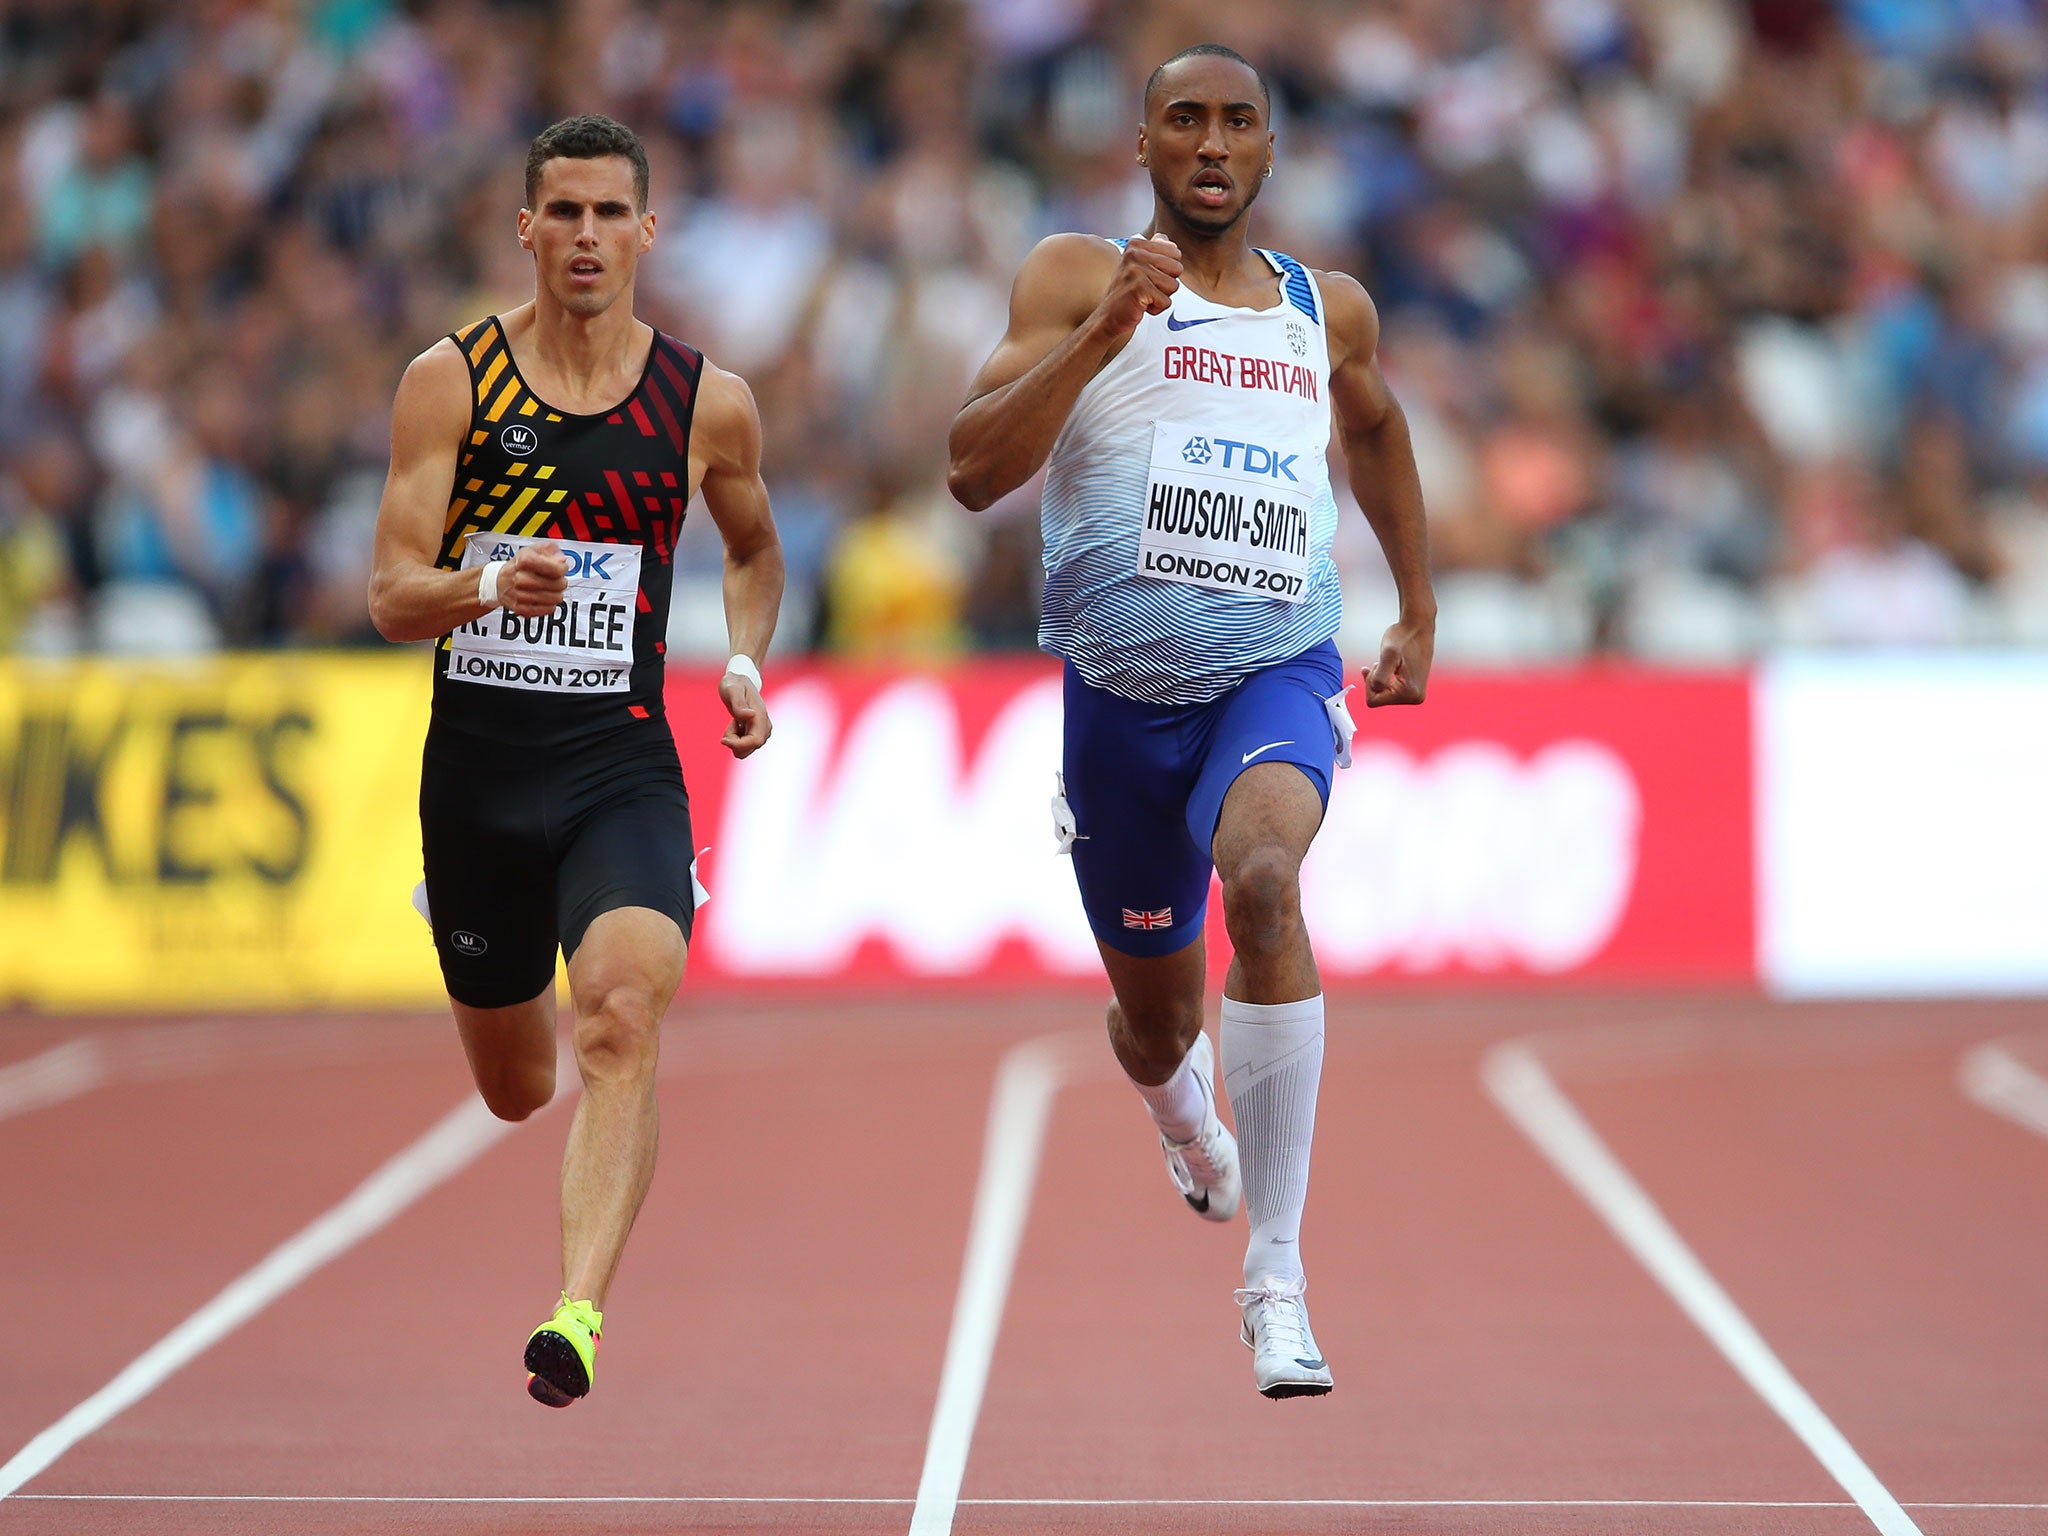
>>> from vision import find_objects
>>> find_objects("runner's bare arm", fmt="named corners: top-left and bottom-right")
top-left (368, 340), bottom-right (567, 642)
top-left (1324, 272), bottom-right (1435, 707)
top-left (946, 233), bottom-right (1183, 511)
top-left (693, 362), bottom-right (784, 759)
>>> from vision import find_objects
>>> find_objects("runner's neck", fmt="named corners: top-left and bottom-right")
top-left (1141, 215), bottom-right (1275, 308)
top-left (511, 299), bottom-right (652, 414)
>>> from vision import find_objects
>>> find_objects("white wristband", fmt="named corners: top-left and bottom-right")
top-left (724, 654), bottom-right (762, 689)
top-left (477, 559), bottom-right (507, 611)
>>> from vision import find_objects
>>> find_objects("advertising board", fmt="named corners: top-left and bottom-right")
top-left (15, 651), bottom-right (2034, 1007)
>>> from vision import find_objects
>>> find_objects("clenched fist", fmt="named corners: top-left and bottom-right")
top-left (1095, 236), bottom-right (1183, 337)
top-left (1364, 615), bottom-right (1434, 708)
top-left (498, 542), bottom-right (569, 618)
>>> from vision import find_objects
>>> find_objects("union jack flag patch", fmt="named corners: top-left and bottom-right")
top-left (1121, 907), bottom-right (1174, 930)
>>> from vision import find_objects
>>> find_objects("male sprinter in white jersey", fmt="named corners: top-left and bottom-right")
top-left (369, 115), bottom-right (783, 1407)
top-left (949, 46), bottom-right (1433, 1398)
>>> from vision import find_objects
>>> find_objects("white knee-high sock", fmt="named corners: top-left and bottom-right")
top-left (1221, 994), bottom-right (1324, 1287)
top-left (1127, 1037), bottom-right (1209, 1143)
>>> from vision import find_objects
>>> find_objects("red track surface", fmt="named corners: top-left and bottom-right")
top-left (1, 993), bottom-right (2044, 1535)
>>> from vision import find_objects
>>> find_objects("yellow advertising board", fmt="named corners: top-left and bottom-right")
top-left (0, 654), bottom-right (446, 1009)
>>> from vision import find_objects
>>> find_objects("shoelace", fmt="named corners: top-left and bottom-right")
top-left (1234, 1279), bottom-right (1310, 1352)
top-left (555, 1293), bottom-right (602, 1342)
top-left (1167, 1118), bottom-right (1230, 1186)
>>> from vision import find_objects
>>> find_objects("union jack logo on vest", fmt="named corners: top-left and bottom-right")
top-left (1122, 907), bottom-right (1174, 930)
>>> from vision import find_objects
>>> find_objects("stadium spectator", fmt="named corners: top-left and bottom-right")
top-left (5, 0), bottom-right (2048, 659)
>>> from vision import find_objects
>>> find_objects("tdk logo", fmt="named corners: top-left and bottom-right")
top-left (500, 423), bottom-right (538, 457)
top-left (1206, 438), bottom-right (1298, 480)
top-left (1182, 436), bottom-right (1213, 466)
top-left (489, 542), bottom-right (516, 561)
top-left (563, 548), bottom-right (618, 581)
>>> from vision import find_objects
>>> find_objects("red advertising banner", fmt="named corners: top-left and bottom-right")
top-left (1309, 668), bottom-right (1755, 985)
top-left (665, 662), bottom-right (1754, 990)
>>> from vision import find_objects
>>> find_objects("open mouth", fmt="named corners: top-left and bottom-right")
top-left (1191, 171), bottom-right (1232, 209)
top-left (568, 257), bottom-right (604, 282)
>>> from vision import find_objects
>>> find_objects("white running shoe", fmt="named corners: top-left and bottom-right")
top-left (1236, 1276), bottom-right (1333, 1398)
top-left (1161, 1031), bottom-right (1241, 1223)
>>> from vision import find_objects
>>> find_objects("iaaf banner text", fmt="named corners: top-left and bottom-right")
top-left (666, 663), bottom-right (1756, 990)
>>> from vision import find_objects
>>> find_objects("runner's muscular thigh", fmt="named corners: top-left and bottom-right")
top-left (1213, 761), bottom-right (1323, 879)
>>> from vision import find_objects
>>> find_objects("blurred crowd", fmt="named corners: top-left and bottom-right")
top-left (4, 0), bottom-right (2048, 661)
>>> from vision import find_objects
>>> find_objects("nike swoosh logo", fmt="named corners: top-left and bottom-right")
top-left (1241, 740), bottom-right (1294, 764)
top-left (1164, 314), bottom-right (1222, 330)
top-left (1185, 1191), bottom-right (1210, 1213)
top-left (1294, 1356), bottom-right (1327, 1370)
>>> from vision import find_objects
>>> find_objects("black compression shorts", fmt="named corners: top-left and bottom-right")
top-left (418, 717), bottom-right (697, 1009)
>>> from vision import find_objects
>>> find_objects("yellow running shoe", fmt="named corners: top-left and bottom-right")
top-left (525, 1294), bottom-right (602, 1407)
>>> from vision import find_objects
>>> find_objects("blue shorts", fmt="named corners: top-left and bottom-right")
top-left (1061, 640), bottom-right (1346, 958)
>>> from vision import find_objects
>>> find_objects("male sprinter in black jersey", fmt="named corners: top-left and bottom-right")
top-left (369, 115), bottom-right (783, 1407)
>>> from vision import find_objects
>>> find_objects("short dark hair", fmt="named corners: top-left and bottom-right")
top-left (525, 114), bottom-right (650, 211)
top-left (1144, 44), bottom-right (1271, 117)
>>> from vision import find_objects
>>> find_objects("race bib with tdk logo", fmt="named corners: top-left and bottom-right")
top-left (1139, 420), bottom-right (1314, 602)
top-left (448, 532), bottom-right (640, 693)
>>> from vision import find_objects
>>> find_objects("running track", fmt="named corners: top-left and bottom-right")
top-left (0, 992), bottom-right (2044, 1535)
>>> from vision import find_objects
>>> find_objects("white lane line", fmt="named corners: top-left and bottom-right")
top-left (0, 1020), bottom-right (455, 1130)
top-left (908, 1031), bottom-right (1097, 1536)
top-left (0, 1038), bottom-right (106, 1125)
top-left (1483, 1040), bottom-right (1923, 1536)
top-left (1959, 1038), bottom-right (2048, 1141)
top-left (15, 1495), bottom-right (2048, 1510)
top-left (0, 1093), bottom-right (521, 1499)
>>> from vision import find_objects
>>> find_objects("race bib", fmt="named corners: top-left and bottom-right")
top-left (1139, 420), bottom-right (1315, 602)
top-left (448, 532), bottom-right (640, 693)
